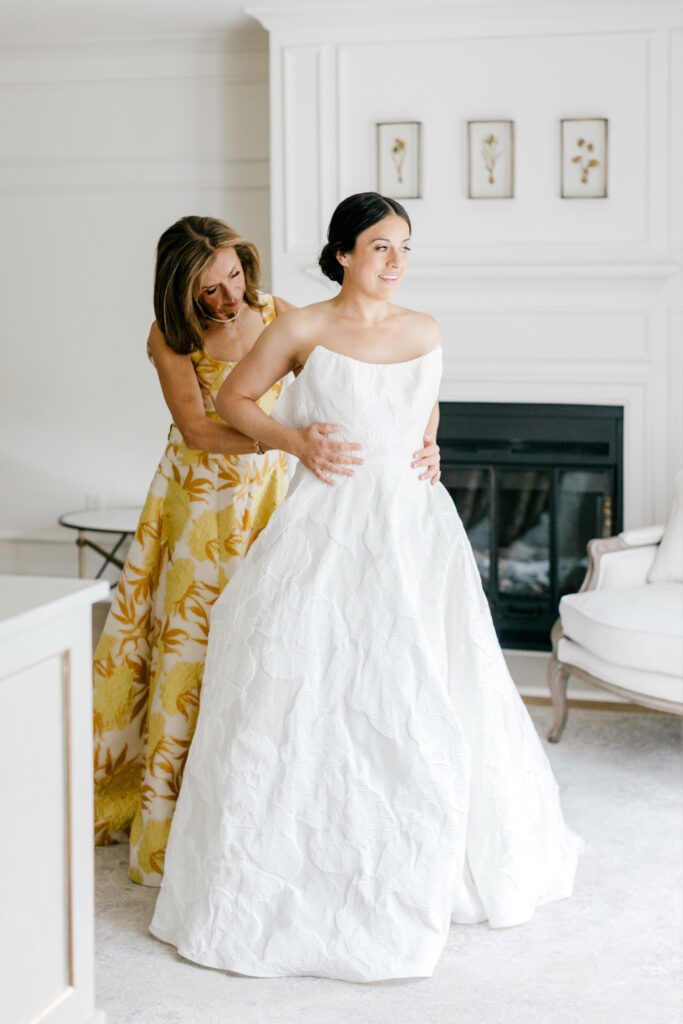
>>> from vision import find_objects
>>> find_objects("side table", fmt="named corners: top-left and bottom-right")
top-left (58, 507), bottom-right (142, 582)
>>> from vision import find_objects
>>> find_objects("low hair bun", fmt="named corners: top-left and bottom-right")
top-left (318, 192), bottom-right (411, 289)
top-left (318, 242), bottom-right (344, 284)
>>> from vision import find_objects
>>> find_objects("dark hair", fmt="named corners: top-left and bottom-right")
top-left (318, 192), bottom-right (411, 285)
top-left (153, 215), bottom-right (262, 354)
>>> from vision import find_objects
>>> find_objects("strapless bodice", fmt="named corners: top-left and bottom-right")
top-left (271, 344), bottom-right (442, 461)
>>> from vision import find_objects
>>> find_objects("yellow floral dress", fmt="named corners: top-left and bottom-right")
top-left (93, 294), bottom-right (288, 886)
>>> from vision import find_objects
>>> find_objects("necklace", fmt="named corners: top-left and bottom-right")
top-left (204, 305), bottom-right (242, 326)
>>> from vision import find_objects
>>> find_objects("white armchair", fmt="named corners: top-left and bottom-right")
top-left (547, 524), bottom-right (683, 742)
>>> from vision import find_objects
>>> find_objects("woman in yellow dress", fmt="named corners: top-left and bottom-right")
top-left (93, 215), bottom-right (442, 886)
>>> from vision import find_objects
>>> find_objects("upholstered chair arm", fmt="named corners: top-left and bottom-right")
top-left (619, 525), bottom-right (666, 547)
top-left (580, 526), bottom-right (666, 593)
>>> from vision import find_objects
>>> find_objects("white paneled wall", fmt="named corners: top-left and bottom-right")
top-left (1, 6), bottom-right (681, 576)
top-left (252, 2), bottom-right (683, 529)
top-left (0, 31), bottom-right (270, 550)
top-left (670, 28), bottom-right (683, 250)
top-left (336, 33), bottom-right (651, 249)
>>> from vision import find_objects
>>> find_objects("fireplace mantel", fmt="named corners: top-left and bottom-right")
top-left (247, 1), bottom-right (681, 35)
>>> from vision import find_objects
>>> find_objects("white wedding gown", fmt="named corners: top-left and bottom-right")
top-left (150, 344), bottom-right (582, 982)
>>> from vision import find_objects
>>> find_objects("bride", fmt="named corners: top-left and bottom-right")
top-left (150, 192), bottom-right (582, 982)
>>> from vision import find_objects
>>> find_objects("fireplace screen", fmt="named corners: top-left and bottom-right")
top-left (498, 469), bottom-right (552, 598)
top-left (439, 404), bottom-right (622, 650)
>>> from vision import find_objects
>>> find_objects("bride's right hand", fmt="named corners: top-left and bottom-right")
top-left (294, 423), bottom-right (363, 486)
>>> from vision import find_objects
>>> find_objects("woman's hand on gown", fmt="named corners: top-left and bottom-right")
top-left (295, 424), bottom-right (363, 486)
top-left (412, 435), bottom-right (441, 485)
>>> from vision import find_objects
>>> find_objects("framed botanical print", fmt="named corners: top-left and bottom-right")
top-left (467, 120), bottom-right (514, 199)
top-left (376, 121), bottom-right (422, 199)
top-left (560, 118), bottom-right (608, 198)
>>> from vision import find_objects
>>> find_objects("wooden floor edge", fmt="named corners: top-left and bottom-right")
top-left (521, 695), bottom-right (670, 714)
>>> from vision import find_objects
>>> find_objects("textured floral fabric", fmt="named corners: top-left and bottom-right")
top-left (93, 294), bottom-right (289, 886)
top-left (150, 345), bottom-right (583, 981)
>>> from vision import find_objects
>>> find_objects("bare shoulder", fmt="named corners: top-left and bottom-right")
top-left (252, 305), bottom-right (317, 365)
top-left (147, 320), bottom-right (163, 345)
top-left (273, 295), bottom-right (297, 315)
top-left (147, 321), bottom-right (167, 360)
top-left (147, 320), bottom-right (173, 350)
top-left (422, 313), bottom-right (442, 347)
top-left (271, 302), bottom-right (327, 336)
top-left (394, 306), bottom-right (442, 350)
top-left (147, 320), bottom-right (191, 366)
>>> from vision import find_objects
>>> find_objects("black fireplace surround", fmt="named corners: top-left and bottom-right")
top-left (439, 403), bottom-right (623, 651)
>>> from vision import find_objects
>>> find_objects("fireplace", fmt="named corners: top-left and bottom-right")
top-left (439, 403), bottom-right (623, 651)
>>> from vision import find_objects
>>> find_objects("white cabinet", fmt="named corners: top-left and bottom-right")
top-left (0, 576), bottom-right (109, 1024)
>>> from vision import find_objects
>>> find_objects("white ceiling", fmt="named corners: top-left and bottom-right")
top-left (0, 0), bottom-right (666, 48)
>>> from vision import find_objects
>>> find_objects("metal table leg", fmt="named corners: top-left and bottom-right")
top-left (78, 530), bottom-right (86, 578)
top-left (75, 532), bottom-right (129, 585)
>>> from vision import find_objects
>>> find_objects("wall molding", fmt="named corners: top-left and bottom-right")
top-left (282, 45), bottom-right (323, 252)
top-left (0, 29), bottom-right (267, 64)
top-left (249, 3), bottom-right (683, 35)
top-left (0, 157), bottom-right (269, 193)
top-left (0, 35), bottom-right (268, 85)
top-left (306, 259), bottom-right (680, 291)
top-left (667, 308), bottom-right (683, 487)
top-left (279, 24), bottom-right (676, 294)
top-left (0, 37), bottom-right (269, 195)
top-left (669, 28), bottom-right (683, 249)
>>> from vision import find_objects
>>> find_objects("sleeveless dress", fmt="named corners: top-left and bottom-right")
top-left (150, 344), bottom-right (583, 981)
top-left (93, 294), bottom-right (289, 886)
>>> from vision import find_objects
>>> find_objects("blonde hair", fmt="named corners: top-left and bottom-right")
top-left (153, 216), bottom-right (262, 354)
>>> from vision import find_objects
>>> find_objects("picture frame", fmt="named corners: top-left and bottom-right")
top-left (376, 121), bottom-right (422, 199)
top-left (467, 120), bottom-right (514, 199)
top-left (560, 118), bottom-right (608, 199)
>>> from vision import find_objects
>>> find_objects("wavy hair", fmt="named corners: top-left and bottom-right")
top-left (153, 216), bottom-right (262, 354)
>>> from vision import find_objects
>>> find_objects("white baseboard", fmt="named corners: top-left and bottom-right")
top-left (503, 648), bottom-right (627, 703)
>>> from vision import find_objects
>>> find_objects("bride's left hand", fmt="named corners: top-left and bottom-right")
top-left (412, 435), bottom-right (441, 486)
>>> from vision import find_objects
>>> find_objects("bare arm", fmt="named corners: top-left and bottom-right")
top-left (425, 401), bottom-right (440, 440)
top-left (216, 313), bottom-right (363, 485)
top-left (413, 401), bottom-right (441, 485)
top-left (410, 319), bottom-right (442, 485)
top-left (147, 323), bottom-right (261, 454)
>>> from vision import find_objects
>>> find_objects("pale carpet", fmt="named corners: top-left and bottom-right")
top-left (95, 706), bottom-right (682, 1024)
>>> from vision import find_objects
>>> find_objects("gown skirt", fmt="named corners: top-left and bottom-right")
top-left (150, 344), bottom-right (583, 981)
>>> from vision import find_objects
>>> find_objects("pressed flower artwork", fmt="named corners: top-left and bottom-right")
top-left (377, 122), bottom-right (421, 199)
top-left (560, 119), bottom-right (608, 198)
top-left (467, 121), bottom-right (514, 198)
